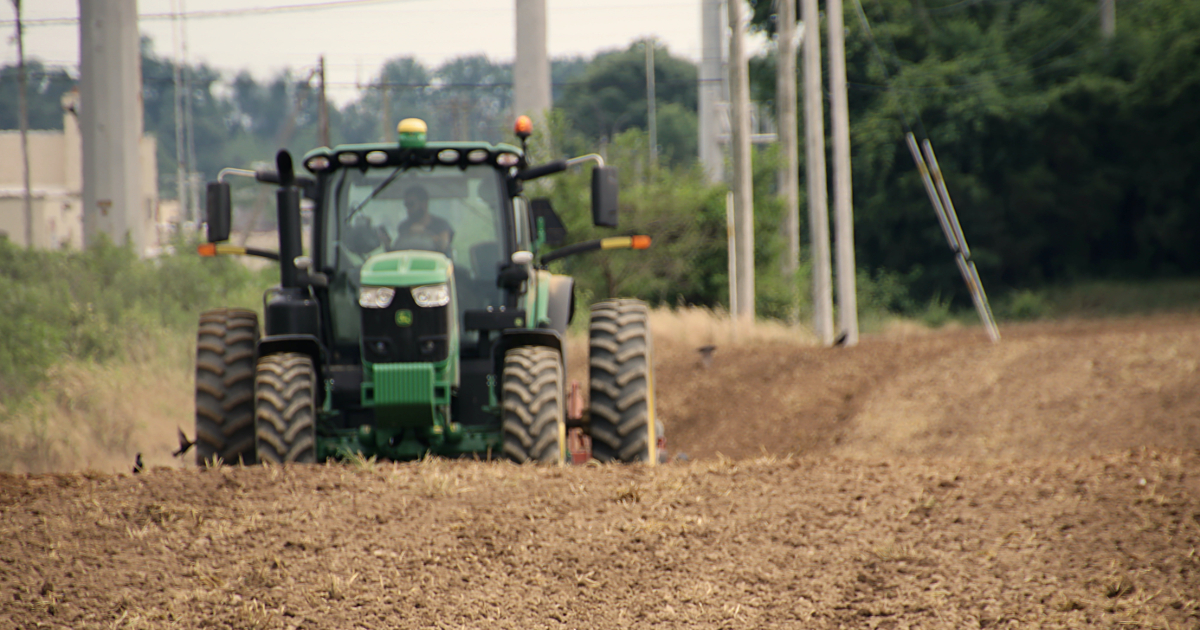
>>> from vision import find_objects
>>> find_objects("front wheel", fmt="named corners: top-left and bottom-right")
top-left (254, 353), bottom-right (317, 464)
top-left (501, 346), bottom-right (566, 464)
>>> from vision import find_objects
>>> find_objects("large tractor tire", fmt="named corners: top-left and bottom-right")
top-left (588, 299), bottom-right (662, 464)
top-left (194, 308), bottom-right (259, 466)
top-left (254, 353), bottom-right (318, 464)
top-left (501, 346), bottom-right (567, 464)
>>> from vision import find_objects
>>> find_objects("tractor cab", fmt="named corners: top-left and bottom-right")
top-left (307, 130), bottom-right (527, 370)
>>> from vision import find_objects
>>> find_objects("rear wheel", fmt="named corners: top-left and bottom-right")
top-left (254, 353), bottom-right (318, 464)
top-left (588, 299), bottom-right (661, 464)
top-left (194, 309), bottom-right (259, 466)
top-left (501, 346), bottom-right (566, 464)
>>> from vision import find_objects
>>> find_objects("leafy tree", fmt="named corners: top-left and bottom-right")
top-left (551, 56), bottom-right (589, 103)
top-left (140, 37), bottom-right (234, 197)
top-left (556, 41), bottom-right (698, 165)
top-left (747, 0), bottom-right (1200, 305)
top-left (0, 60), bottom-right (74, 130)
top-left (337, 57), bottom-right (434, 144)
top-left (431, 55), bottom-right (512, 143)
top-left (532, 122), bottom-right (723, 304)
top-left (526, 113), bottom-right (795, 316)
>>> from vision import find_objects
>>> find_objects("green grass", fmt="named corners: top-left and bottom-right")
top-left (0, 234), bottom-right (270, 407)
top-left (0, 234), bottom-right (275, 472)
top-left (996, 279), bottom-right (1200, 321)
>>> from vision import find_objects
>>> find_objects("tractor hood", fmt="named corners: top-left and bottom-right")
top-left (360, 250), bottom-right (453, 288)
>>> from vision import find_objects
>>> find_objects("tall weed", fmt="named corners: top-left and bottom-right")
top-left (0, 234), bottom-right (267, 407)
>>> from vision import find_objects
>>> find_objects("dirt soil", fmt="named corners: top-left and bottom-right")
top-left (4, 315), bottom-right (1200, 629)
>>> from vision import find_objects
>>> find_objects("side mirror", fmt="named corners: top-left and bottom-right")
top-left (591, 166), bottom-right (618, 227)
top-left (204, 181), bottom-right (231, 243)
top-left (531, 198), bottom-right (567, 246)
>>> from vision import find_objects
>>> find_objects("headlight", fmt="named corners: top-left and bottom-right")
top-left (411, 283), bottom-right (450, 308)
top-left (358, 286), bottom-right (396, 309)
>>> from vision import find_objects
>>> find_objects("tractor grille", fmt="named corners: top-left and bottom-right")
top-left (361, 289), bottom-right (450, 364)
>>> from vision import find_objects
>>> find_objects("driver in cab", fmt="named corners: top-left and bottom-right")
top-left (391, 185), bottom-right (453, 256)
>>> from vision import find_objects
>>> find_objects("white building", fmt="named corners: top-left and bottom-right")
top-left (0, 91), bottom-right (158, 250)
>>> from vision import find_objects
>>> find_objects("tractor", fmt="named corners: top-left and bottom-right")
top-left (193, 117), bottom-right (662, 466)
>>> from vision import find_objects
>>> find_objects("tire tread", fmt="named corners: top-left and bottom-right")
top-left (501, 347), bottom-right (565, 464)
top-left (254, 353), bottom-right (317, 464)
top-left (587, 299), bottom-right (662, 463)
top-left (194, 308), bottom-right (259, 466)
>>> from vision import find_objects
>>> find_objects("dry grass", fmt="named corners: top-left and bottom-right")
top-left (0, 328), bottom-right (194, 474)
top-left (324, 572), bottom-right (359, 600)
top-left (0, 304), bottom-right (924, 475)
top-left (646, 306), bottom-right (818, 349)
top-left (872, 317), bottom-right (955, 340)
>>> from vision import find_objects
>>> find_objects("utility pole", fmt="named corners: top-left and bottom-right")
top-left (698, 0), bottom-right (725, 184)
top-left (777, 0), bottom-right (800, 298)
top-left (181, 0), bottom-right (200, 223)
top-left (381, 84), bottom-right (391, 140)
top-left (318, 55), bottom-right (330, 147)
top-left (828, 0), bottom-right (858, 346)
top-left (728, 0), bottom-right (755, 323)
top-left (79, 0), bottom-right (145, 252)
top-left (726, 190), bottom-right (738, 331)
top-left (802, 0), bottom-right (833, 345)
top-left (171, 0), bottom-right (186, 225)
top-left (12, 0), bottom-right (33, 248)
top-left (645, 38), bottom-right (657, 165)
top-left (514, 0), bottom-right (551, 118)
top-left (1099, 0), bottom-right (1114, 37)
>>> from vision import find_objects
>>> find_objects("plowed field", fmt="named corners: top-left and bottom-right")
top-left (3, 315), bottom-right (1200, 629)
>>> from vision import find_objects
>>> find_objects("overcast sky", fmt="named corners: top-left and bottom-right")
top-left (3, 0), bottom-right (768, 105)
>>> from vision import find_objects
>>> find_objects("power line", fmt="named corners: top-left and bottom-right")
top-left (0, 0), bottom-right (415, 27)
top-left (925, 0), bottom-right (1020, 14)
top-left (850, 0), bottom-right (923, 135)
top-left (3, 0), bottom-right (697, 28)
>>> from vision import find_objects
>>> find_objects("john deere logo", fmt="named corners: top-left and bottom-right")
top-left (395, 309), bottom-right (413, 327)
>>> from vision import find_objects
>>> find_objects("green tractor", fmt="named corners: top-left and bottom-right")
top-left (193, 117), bottom-right (662, 466)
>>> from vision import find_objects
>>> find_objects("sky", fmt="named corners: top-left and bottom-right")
top-left (2, 0), bottom-right (768, 105)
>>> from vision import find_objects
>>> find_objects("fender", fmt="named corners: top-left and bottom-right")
top-left (258, 334), bottom-right (327, 406)
top-left (492, 328), bottom-right (563, 377)
top-left (258, 334), bottom-right (325, 375)
top-left (544, 274), bottom-right (575, 336)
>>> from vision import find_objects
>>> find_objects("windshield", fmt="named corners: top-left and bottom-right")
top-left (323, 164), bottom-right (508, 355)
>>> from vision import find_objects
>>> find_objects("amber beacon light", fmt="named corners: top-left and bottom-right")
top-left (514, 115), bottom-right (533, 139)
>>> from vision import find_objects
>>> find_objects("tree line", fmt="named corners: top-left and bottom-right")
top-left (748, 0), bottom-right (1200, 302)
top-left (2, 0), bottom-right (1198, 316)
